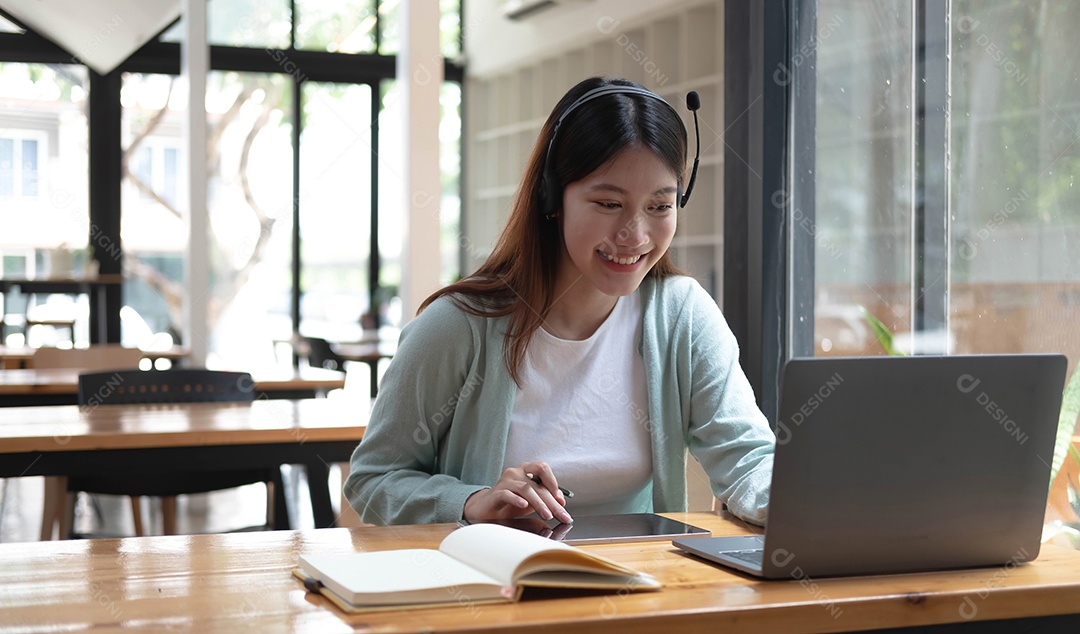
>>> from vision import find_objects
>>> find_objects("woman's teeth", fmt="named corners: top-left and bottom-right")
top-left (599, 252), bottom-right (643, 265)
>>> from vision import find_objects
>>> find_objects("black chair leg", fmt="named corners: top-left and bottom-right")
top-left (306, 461), bottom-right (334, 528)
top-left (272, 470), bottom-right (289, 530)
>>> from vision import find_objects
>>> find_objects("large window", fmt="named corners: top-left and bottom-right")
top-left (804, 0), bottom-right (1080, 378)
top-left (949, 1), bottom-right (1080, 367)
top-left (120, 72), bottom-right (186, 350)
top-left (0, 63), bottom-right (89, 346)
top-left (1, 1), bottom-right (463, 361)
top-left (299, 81), bottom-right (372, 341)
top-left (782, 0), bottom-right (1080, 537)
top-left (809, 1), bottom-right (914, 358)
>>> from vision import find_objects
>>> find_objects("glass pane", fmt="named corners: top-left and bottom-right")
top-left (949, 2), bottom-right (1080, 408)
top-left (0, 63), bottom-right (88, 345)
top-left (299, 81), bottom-right (372, 340)
top-left (206, 72), bottom-right (294, 365)
top-left (121, 72), bottom-right (295, 364)
top-left (809, 1), bottom-right (914, 357)
top-left (0, 138), bottom-right (12, 195)
top-left (375, 79), bottom-right (461, 325)
top-left (378, 0), bottom-right (400, 55)
top-left (296, 0), bottom-right (376, 53)
top-left (163, 147), bottom-right (178, 206)
top-left (439, 82), bottom-right (462, 284)
top-left (163, 0), bottom-right (291, 47)
top-left (20, 139), bottom-right (37, 196)
top-left (121, 73), bottom-right (186, 350)
top-left (378, 79), bottom-right (403, 323)
top-left (440, 0), bottom-right (462, 58)
top-left (211, 0), bottom-right (291, 47)
top-left (0, 65), bottom-right (88, 247)
top-left (379, 0), bottom-right (461, 57)
top-left (134, 146), bottom-right (152, 198)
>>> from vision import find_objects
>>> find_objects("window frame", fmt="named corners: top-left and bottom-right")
top-left (0, 1), bottom-right (464, 347)
top-left (724, 0), bottom-right (957, 424)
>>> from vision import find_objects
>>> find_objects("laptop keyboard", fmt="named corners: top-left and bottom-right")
top-left (723, 549), bottom-right (764, 566)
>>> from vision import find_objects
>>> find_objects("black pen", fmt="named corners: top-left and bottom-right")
top-left (530, 474), bottom-right (574, 498)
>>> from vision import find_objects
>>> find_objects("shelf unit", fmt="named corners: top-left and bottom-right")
top-left (465, 0), bottom-right (727, 301)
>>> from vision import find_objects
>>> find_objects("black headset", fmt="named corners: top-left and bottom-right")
top-left (538, 85), bottom-right (701, 217)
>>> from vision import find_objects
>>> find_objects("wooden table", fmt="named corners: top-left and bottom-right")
top-left (0, 512), bottom-right (1077, 633)
top-left (0, 345), bottom-right (190, 370)
top-left (0, 366), bottom-right (346, 406)
top-left (0, 398), bottom-right (366, 529)
top-left (0, 275), bottom-right (124, 344)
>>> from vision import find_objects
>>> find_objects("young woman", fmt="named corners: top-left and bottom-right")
top-left (345, 76), bottom-right (774, 527)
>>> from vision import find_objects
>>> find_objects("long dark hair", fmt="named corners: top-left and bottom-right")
top-left (421, 76), bottom-right (688, 385)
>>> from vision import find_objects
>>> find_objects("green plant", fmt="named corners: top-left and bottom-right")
top-left (1049, 367), bottom-right (1080, 485)
top-left (860, 308), bottom-right (905, 357)
top-left (1046, 367), bottom-right (1080, 548)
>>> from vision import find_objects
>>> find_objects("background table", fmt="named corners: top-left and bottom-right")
top-left (0, 398), bottom-right (365, 529)
top-left (0, 366), bottom-right (346, 406)
top-left (0, 275), bottom-right (124, 344)
top-left (0, 512), bottom-right (1077, 633)
top-left (0, 344), bottom-right (190, 370)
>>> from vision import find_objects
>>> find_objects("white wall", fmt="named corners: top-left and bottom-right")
top-left (464, 0), bottom-right (697, 78)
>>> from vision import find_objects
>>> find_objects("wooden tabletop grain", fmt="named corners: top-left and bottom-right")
top-left (1, 512), bottom-right (1077, 633)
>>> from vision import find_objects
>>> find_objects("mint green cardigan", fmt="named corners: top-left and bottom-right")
top-left (345, 275), bottom-right (774, 526)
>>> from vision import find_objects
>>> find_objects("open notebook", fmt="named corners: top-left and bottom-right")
top-left (296, 522), bottom-right (661, 612)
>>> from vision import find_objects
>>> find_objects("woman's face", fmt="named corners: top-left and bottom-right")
top-left (558, 146), bottom-right (678, 299)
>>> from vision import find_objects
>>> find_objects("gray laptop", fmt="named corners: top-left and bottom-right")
top-left (673, 354), bottom-right (1067, 579)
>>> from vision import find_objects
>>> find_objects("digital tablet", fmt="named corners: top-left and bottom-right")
top-left (459, 513), bottom-right (711, 545)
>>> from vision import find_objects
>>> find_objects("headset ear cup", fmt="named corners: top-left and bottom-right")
top-left (538, 174), bottom-right (551, 217)
top-left (539, 170), bottom-right (559, 218)
top-left (546, 176), bottom-right (559, 217)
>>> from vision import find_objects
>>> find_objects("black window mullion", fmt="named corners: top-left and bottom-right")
top-left (789, 0), bottom-right (817, 360)
top-left (369, 82), bottom-right (381, 323)
top-left (290, 0), bottom-right (297, 50)
top-left (290, 76), bottom-right (303, 366)
top-left (724, 0), bottom-right (792, 425)
top-left (912, 0), bottom-right (950, 351)
top-left (87, 69), bottom-right (123, 344)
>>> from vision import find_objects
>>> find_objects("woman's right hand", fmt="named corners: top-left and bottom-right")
top-left (463, 462), bottom-right (573, 524)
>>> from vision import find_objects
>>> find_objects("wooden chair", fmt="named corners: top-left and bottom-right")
top-left (33, 345), bottom-right (145, 540)
top-left (32, 344), bottom-right (144, 370)
top-left (64, 369), bottom-right (287, 538)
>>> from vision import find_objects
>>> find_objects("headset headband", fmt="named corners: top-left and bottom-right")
top-left (540, 84), bottom-right (701, 214)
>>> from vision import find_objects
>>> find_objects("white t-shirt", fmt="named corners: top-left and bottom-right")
top-left (502, 291), bottom-right (653, 516)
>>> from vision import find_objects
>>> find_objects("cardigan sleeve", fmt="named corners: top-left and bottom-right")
top-left (344, 298), bottom-right (489, 525)
top-left (679, 281), bottom-right (775, 526)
